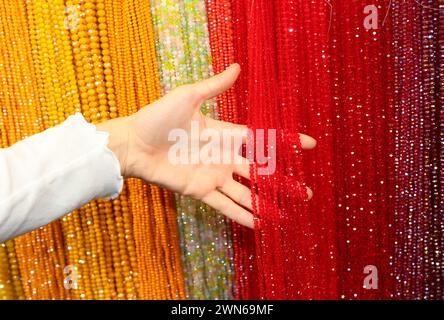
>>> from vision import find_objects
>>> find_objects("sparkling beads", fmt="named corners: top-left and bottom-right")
top-left (104, 0), bottom-right (185, 299)
top-left (151, 0), bottom-right (234, 299)
top-left (1, 0), bottom-right (185, 300)
top-left (207, 0), bottom-right (442, 300)
top-left (0, 0), bottom-right (441, 301)
top-left (392, 0), bottom-right (443, 299)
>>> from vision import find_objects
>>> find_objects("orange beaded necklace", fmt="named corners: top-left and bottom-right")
top-left (104, 0), bottom-right (185, 299)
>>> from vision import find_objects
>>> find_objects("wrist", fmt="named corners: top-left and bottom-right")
top-left (96, 116), bottom-right (132, 177)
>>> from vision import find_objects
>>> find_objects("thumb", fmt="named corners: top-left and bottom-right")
top-left (194, 63), bottom-right (240, 100)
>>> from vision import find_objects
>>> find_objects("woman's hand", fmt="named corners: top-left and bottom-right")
top-left (97, 64), bottom-right (316, 228)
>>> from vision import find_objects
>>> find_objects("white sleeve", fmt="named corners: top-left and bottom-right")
top-left (0, 113), bottom-right (124, 242)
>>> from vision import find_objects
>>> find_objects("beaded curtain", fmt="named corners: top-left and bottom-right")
top-left (0, 0), bottom-right (442, 300)
top-left (206, 0), bottom-right (442, 300)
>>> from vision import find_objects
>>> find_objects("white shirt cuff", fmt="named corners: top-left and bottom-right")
top-left (0, 113), bottom-right (123, 242)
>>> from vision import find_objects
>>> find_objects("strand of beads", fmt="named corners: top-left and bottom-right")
top-left (182, 0), bottom-right (234, 299)
top-left (133, 0), bottom-right (185, 299)
top-left (229, 0), bottom-right (257, 299)
top-left (393, 0), bottom-right (419, 299)
top-left (0, 242), bottom-right (25, 300)
top-left (0, 244), bottom-right (15, 299)
top-left (104, 0), bottom-right (185, 299)
top-left (0, 0), bottom-right (61, 299)
top-left (23, 0), bottom-right (134, 299)
top-left (137, 0), bottom-right (185, 299)
top-left (5, 241), bottom-right (24, 299)
top-left (204, 0), bottom-right (240, 298)
top-left (101, 0), bottom-right (141, 300)
top-left (290, 0), bottom-right (337, 298)
top-left (25, 1), bottom-right (83, 299)
top-left (25, 0), bottom-right (88, 299)
top-left (150, 0), bottom-right (234, 299)
top-left (0, 3), bottom-right (36, 300)
top-left (108, 0), bottom-right (161, 299)
top-left (66, 0), bottom-right (118, 299)
top-left (225, 0), bottom-right (400, 299)
top-left (205, 0), bottom-right (237, 121)
top-left (392, 0), bottom-right (443, 299)
top-left (99, 1), bottom-right (139, 299)
top-left (433, 0), bottom-right (444, 299)
top-left (25, 0), bottom-right (87, 299)
top-left (330, 0), bottom-right (396, 299)
top-left (25, 0), bottom-right (77, 299)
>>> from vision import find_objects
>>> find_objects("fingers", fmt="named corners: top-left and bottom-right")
top-left (202, 182), bottom-right (311, 229)
top-left (219, 179), bottom-right (252, 210)
top-left (202, 190), bottom-right (254, 228)
top-left (205, 116), bottom-right (247, 134)
top-left (234, 160), bottom-right (251, 180)
top-left (299, 133), bottom-right (317, 150)
top-left (194, 63), bottom-right (241, 100)
top-left (306, 186), bottom-right (313, 200)
top-left (206, 118), bottom-right (317, 152)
